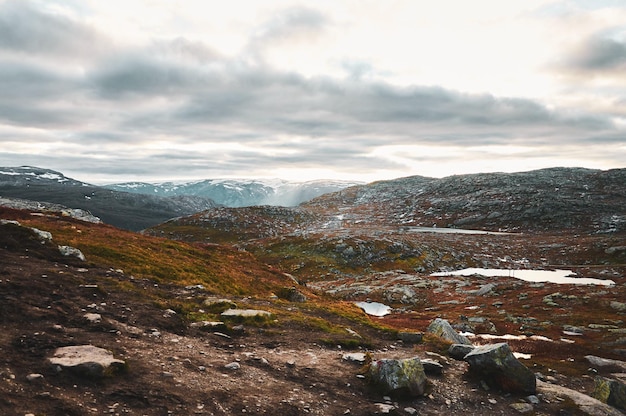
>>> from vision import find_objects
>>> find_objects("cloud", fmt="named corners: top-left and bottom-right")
top-left (568, 36), bottom-right (626, 73)
top-left (0, 0), bottom-right (105, 59)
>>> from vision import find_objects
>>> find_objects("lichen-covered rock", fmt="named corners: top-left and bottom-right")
top-left (464, 343), bottom-right (536, 394)
top-left (449, 343), bottom-right (475, 360)
top-left (427, 318), bottom-right (472, 345)
top-left (369, 357), bottom-right (427, 397)
top-left (593, 375), bottom-right (626, 411)
top-left (48, 345), bottom-right (126, 378)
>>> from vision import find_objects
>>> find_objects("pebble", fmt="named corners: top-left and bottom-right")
top-left (225, 362), bottom-right (240, 370)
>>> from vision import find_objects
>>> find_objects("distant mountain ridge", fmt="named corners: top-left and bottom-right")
top-left (0, 166), bottom-right (218, 231)
top-left (105, 178), bottom-right (362, 207)
top-left (303, 167), bottom-right (626, 234)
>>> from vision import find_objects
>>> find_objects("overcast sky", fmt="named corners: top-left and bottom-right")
top-left (0, 0), bottom-right (625, 184)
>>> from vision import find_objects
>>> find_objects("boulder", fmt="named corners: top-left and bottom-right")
top-left (58, 245), bottom-right (86, 261)
top-left (427, 318), bottom-right (472, 345)
top-left (420, 358), bottom-right (443, 375)
top-left (537, 379), bottom-right (624, 416)
top-left (398, 331), bottom-right (423, 344)
top-left (48, 345), bottom-right (126, 378)
top-left (593, 374), bottom-right (626, 411)
top-left (448, 343), bottom-right (475, 360)
top-left (368, 357), bottom-right (427, 397)
top-left (464, 343), bottom-right (536, 394)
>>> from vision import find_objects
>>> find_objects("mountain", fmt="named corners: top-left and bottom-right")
top-left (0, 166), bottom-right (218, 231)
top-left (303, 167), bottom-right (626, 234)
top-left (106, 178), bottom-right (362, 207)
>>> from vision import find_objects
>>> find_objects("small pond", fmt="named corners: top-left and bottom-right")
top-left (431, 268), bottom-right (615, 286)
top-left (355, 301), bottom-right (392, 317)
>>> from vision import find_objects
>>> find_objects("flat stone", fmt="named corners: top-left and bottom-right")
top-left (342, 353), bottom-right (367, 364)
top-left (48, 345), bottom-right (125, 378)
top-left (509, 402), bottom-right (534, 414)
top-left (220, 309), bottom-right (271, 318)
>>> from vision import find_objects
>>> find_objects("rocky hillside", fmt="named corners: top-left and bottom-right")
top-left (0, 166), bottom-right (218, 231)
top-left (303, 167), bottom-right (626, 234)
top-left (106, 178), bottom-right (361, 207)
top-left (2, 197), bottom-right (626, 414)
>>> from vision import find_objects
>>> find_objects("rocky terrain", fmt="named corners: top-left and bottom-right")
top-left (2, 166), bottom-right (626, 415)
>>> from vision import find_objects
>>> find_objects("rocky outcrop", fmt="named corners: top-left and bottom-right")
top-left (368, 357), bottom-right (427, 397)
top-left (427, 318), bottom-right (472, 345)
top-left (48, 345), bottom-right (126, 378)
top-left (464, 343), bottom-right (536, 394)
top-left (449, 343), bottom-right (475, 360)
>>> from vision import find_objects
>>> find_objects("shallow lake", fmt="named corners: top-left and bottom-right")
top-left (355, 301), bottom-right (392, 317)
top-left (430, 268), bottom-right (615, 286)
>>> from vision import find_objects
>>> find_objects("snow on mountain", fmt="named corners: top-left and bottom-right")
top-left (106, 178), bottom-right (362, 207)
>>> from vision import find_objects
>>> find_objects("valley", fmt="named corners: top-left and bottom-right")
top-left (1, 166), bottom-right (626, 415)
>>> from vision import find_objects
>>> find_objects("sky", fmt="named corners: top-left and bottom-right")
top-left (0, 0), bottom-right (625, 184)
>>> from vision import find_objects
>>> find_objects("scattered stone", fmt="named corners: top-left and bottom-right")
top-left (369, 357), bottom-right (426, 397)
top-left (342, 353), bottom-right (367, 365)
top-left (448, 343), bottom-right (475, 360)
top-left (593, 374), bottom-right (626, 410)
top-left (83, 313), bottom-right (102, 324)
top-left (420, 358), bottom-right (443, 375)
top-left (276, 286), bottom-right (307, 302)
top-left (585, 355), bottom-right (626, 372)
top-left (31, 227), bottom-right (52, 242)
top-left (221, 309), bottom-right (272, 318)
top-left (163, 309), bottom-right (177, 317)
top-left (26, 373), bottom-right (44, 382)
top-left (189, 321), bottom-right (227, 332)
top-left (464, 343), bottom-right (536, 394)
top-left (398, 331), bottom-right (423, 344)
top-left (610, 301), bottom-right (626, 312)
top-left (427, 318), bottom-right (472, 345)
top-left (48, 345), bottom-right (126, 378)
top-left (526, 395), bottom-right (540, 404)
top-left (58, 245), bottom-right (86, 261)
top-left (224, 362), bottom-right (240, 370)
top-left (203, 298), bottom-right (237, 312)
top-left (404, 407), bottom-right (418, 415)
top-left (509, 402), bottom-right (534, 414)
top-left (373, 403), bottom-right (396, 413)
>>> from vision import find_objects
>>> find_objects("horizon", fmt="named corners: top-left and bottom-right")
top-left (2, 163), bottom-right (619, 186)
top-left (1, 1), bottom-right (625, 182)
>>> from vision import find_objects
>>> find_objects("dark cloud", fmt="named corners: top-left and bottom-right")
top-left (0, 0), bottom-right (104, 59)
top-left (565, 35), bottom-right (626, 74)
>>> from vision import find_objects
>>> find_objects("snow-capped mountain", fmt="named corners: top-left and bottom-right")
top-left (0, 166), bottom-right (218, 231)
top-left (106, 178), bottom-right (362, 207)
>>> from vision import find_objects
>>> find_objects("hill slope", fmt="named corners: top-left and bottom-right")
top-left (0, 166), bottom-right (218, 231)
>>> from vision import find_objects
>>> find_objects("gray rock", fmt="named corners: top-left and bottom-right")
top-left (398, 331), bottom-right (423, 344)
top-left (509, 402), bottom-right (534, 414)
top-left (538, 379), bottom-right (624, 416)
top-left (221, 309), bottom-right (272, 318)
top-left (342, 353), bottom-right (367, 365)
top-left (420, 358), bottom-right (443, 375)
top-left (369, 357), bottom-right (427, 397)
top-left (427, 318), bottom-right (472, 345)
top-left (448, 343), bottom-right (475, 360)
top-left (585, 355), bottom-right (626, 372)
top-left (610, 301), bottom-right (626, 312)
top-left (58, 245), bottom-right (86, 261)
top-left (464, 343), bottom-right (536, 394)
top-left (83, 313), bottom-right (102, 324)
top-left (224, 362), bottom-right (240, 370)
top-left (48, 345), bottom-right (126, 378)
top-left (593, 374), bottom-right (626, 411)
